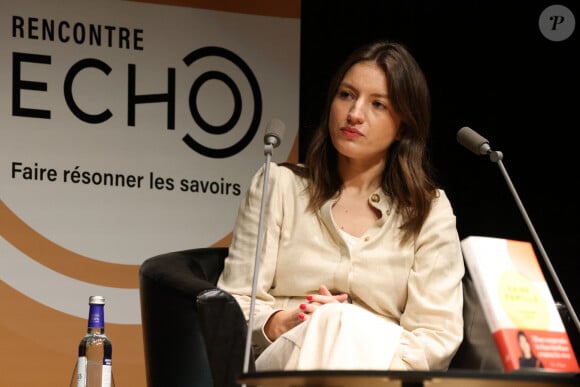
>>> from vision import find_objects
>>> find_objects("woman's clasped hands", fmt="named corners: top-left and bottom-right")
top-left (264, 284), bottom-right (350, 341)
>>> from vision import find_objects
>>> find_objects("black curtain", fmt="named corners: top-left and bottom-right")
top-left (300, 0), bottom-right (579, 353)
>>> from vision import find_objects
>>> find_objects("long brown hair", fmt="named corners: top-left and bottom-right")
top-left (286, 40), bottom-right (438, 244)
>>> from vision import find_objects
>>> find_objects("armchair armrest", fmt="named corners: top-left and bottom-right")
top-left (139, 247), bottom-right (229, 387)
top-left (198, 289), bottom-right (255, 387)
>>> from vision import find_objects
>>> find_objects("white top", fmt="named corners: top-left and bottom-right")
top-left (339, 229), bottom-right (361, 247)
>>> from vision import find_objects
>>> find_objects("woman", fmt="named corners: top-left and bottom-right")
top-left (517, 330), bottom-right (544, 369)
top-left (217, 40), bottom-right (464, 371)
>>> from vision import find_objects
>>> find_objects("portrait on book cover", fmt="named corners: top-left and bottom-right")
top-left (516, 330), bottom-right (545, 369)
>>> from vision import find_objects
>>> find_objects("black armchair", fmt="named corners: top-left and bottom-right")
top-left (139, 247), bottom-right (504, 387)
top-left (139, 247), bottom-right (254, 387)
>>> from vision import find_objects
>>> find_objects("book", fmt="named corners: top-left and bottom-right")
top-left (460, 235), bottom-right (579, 372)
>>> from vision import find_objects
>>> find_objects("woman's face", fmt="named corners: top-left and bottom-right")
top-left (519, 334), bottom-right (532, 357)
top-left (328, 61), bottom-right (401, 164)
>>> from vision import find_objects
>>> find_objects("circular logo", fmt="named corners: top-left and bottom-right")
top-left (498, 270), bottom-right (549, 329)
top-left (538, 5), bottom-right (576, 42)
top-left (182, 46), bottom-right (262, 158)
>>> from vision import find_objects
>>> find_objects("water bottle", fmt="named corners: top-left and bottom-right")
top-left (71, 296), bottom-right (115, 387)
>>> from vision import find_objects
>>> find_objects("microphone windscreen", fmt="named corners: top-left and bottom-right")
top-left (457, 126), bottom-right (489, 155)
top-left (264, 118), bottom-right (285, 147)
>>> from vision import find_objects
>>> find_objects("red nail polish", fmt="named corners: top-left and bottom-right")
top-left (299, 313), bottom-right (305, 320)
top-left (307, 295), bottom-right (313, 301)
top-left (300, 303), bottom-right (306, 310)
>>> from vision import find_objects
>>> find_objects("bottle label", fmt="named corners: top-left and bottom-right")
top-left (88, 304), bottom-right (105, 329)
top-left (76, 356), bottom-right (87, 387)
top-left (101, 364), bottom-right (112, 387)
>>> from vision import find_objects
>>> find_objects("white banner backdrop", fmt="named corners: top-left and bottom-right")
top-left (0, 0), bottom-right (300, 385)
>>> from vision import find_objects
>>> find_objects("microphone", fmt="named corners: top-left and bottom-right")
top-left (457, 126), bottom-right (491, 155)
top-left (243, 119), bottom-right (285, 375)
top-left (457, 127), bottom-right (580, 334)
top-left (264, 118), bottom-right (285, 149)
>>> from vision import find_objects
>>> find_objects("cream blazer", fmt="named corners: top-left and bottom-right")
top-left (217, 163), bottom-right (464, 370)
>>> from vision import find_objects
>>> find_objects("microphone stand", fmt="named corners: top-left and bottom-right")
top-left (485, 149), bottom-right (580, 334)
top-left (243, 140), bottom-right (276, 374)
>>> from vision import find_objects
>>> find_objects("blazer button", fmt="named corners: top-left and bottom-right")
top-left (370, 193), bottom-right (380, 203)
top-left (385, 209), bottom-right (391, 216)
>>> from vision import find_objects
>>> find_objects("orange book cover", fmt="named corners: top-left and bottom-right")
top-left (461, 235), bottom-right (579, 372)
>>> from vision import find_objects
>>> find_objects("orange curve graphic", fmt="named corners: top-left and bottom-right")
top-left (128, 0), bottom-right (301, 18)
top-left (0, 199), bottom-right (235, 288)
top-left (0, 199), bottom-right (140, 288)
top-left (0, 134), bottom-right (298, 289)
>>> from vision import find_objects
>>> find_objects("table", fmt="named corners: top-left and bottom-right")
top-left (238, 369), bottom-right (580, 387)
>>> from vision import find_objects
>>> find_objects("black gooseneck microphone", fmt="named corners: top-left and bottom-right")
top-left (242, 118), bottom-right (286, 375)
top-left (457, 126), bottom-right (580, 334)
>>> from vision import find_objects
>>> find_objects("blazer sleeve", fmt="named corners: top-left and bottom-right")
top-left (391, 190), bottom-right (465, 370)
top-left (217, 162), bottom-right (286, 355)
